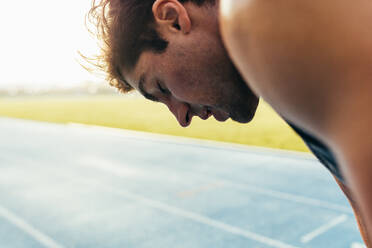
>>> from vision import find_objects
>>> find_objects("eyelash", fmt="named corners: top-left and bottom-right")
top-left (157, 82), bottom-right (170, 95)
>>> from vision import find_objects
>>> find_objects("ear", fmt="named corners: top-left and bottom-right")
top-left (152, 0), bottom-right (191, 34)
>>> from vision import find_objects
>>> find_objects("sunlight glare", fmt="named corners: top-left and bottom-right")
top-left (0, 0), bottom-right (101, 88)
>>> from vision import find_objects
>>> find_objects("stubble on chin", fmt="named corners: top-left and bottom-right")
top-left (229, 94), bottom-right (259, 123)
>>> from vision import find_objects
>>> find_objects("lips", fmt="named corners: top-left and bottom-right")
top-left (199, 107), bottom-right (212, 120)
top-left (212, 109), bottom-right (229, 121)
top-left (205, 107), bottom-right (229, 122)
top-left (186, 106), bottom-right (229, 125)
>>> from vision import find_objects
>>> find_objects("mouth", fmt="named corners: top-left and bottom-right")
top-left (206, 106), bottom-right (229, 122)
top-left (200, 107), bottom-right (213, 120)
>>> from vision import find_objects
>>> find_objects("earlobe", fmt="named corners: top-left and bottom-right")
top-left (152, 0), bottom-right (191, 34)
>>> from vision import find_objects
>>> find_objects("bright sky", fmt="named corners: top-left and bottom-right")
top-left (0, 0), bottom-right (101, 89)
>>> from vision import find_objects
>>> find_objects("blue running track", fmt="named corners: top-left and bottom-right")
top-left (0, 118), bottom-right (365, 248)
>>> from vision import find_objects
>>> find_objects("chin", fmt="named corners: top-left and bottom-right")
top-left (231, 112), bottom-right (255, 123)
top-left (230, 97), bottom-right (259, 124)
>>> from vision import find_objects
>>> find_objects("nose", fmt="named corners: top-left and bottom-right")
top-left (166, 97), bottom-right (192, 127)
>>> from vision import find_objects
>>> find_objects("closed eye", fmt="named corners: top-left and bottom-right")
top-left (157, 81), bottom-right (170, 95)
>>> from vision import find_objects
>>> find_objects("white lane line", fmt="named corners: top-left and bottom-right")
top-left (67, 122), bottom-right (314, 160)
top-left (300, 214), bottom-right (348, 243)
top-left (219, 180), bottom-right (353, 214)
top-left (79, 157), bottom-right (143, 177)
top-left (80, 179), bottom-right (300, 248)
top-left (351, 242), bottom-right (366, 248)
top-left (79, 156), bottom-right (352, 214)
top-left (0, 205), bottom-right (65, 248)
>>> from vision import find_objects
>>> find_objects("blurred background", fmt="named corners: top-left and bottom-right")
top-left (0, 0), bottom-right (308, 152)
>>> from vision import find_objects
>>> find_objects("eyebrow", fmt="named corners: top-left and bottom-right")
top-left (137, 74), bottom-right (159, 102)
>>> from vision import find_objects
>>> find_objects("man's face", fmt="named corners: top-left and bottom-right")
top-left (123, 1), bottom-right (259, 127)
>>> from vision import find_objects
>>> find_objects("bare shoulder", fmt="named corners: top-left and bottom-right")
top-left (219, 0), bottom-right (313, 39)
top-left (220, 1), bottom-right (372, 238)
top-left (220, 0), bottom-right (372, 136)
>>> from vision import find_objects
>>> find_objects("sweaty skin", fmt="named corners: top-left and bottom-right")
top-left (123, 0), bottom-right (259, 127)
top-left (220, 0), bottom-right (372, 245)
top-left (117, 0), bottom-right (371, 245)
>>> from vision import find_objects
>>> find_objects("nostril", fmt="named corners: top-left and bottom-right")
top-left (185, 111), bottom-right (190, 124)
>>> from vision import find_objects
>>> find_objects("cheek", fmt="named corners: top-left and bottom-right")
top-left (168, 69), bottom-right (195, 100)
top-left (170, 63), bottom-right (223, 103)
top-left (162, 57), bottom-right (198, 99)
top-left (162, 44), bottom-right (231, 104)
top-left (171, 72), bottom-right (221, 105)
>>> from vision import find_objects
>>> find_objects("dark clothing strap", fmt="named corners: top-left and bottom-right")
top-left (287, 122), bottom-right (345, 184)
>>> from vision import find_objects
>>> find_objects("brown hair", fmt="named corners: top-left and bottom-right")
top-left (86, 0), bottom-right (215, 92)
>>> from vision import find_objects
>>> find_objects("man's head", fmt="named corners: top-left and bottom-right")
top-left (89, 0), bottom-right (259, 126)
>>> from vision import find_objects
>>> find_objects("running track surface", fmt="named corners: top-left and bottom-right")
top-left (0, 118), bottom-right (365, 248)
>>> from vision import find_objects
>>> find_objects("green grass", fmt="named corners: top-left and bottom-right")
top-left (0, 95), bottom-right (309, 152)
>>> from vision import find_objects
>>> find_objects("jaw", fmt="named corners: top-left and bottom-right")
top-left (229, 95), bottom-right (260, 123)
